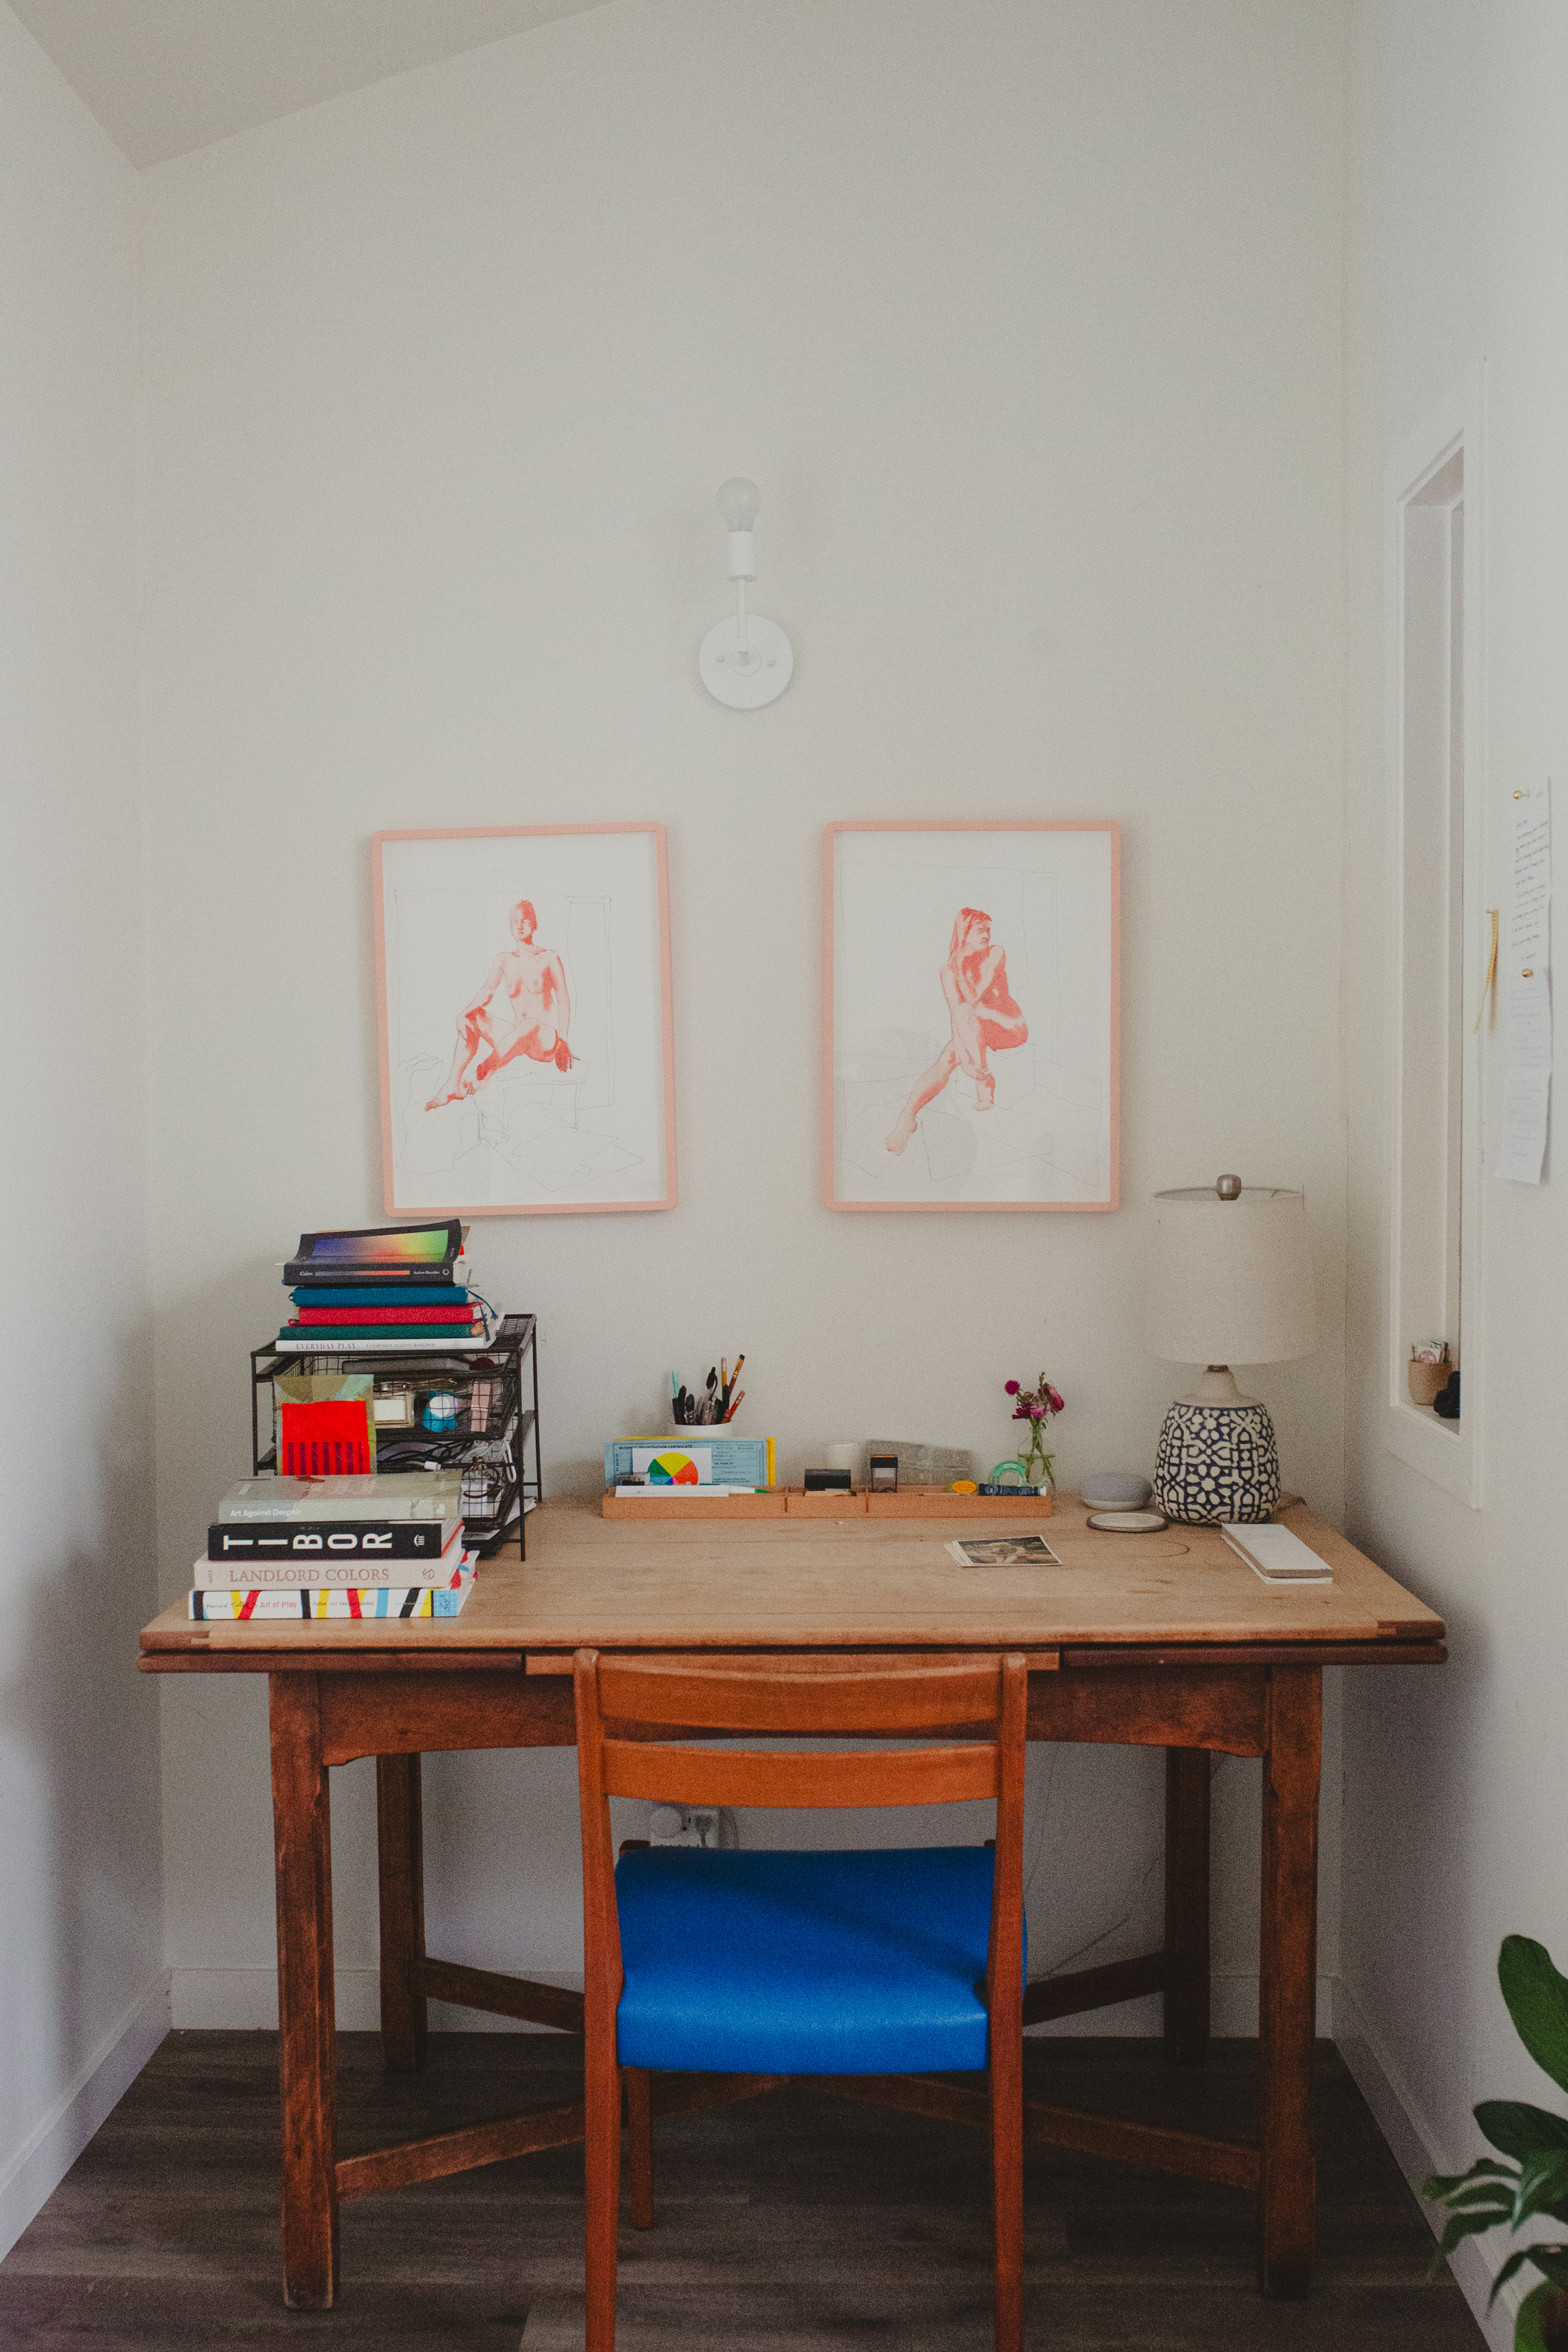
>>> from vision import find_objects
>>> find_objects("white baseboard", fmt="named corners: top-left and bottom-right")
top-left (1336, 1976), bottom-right (1519, 2352)
top-left (1025, 1973), bottom-right (1337, 2038)
top-left (169, 1965), bottom-right (584, 2032)
top-left (0, 1972), bottom-right (170, 2263)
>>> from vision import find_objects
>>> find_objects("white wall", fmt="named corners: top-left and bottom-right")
top-left (0, 3), bottom-right (166, 2255)
top-left (1339, 2), bottom-right (1568, 2340)
top-left (137, 0), bottom-right (1350, 2027)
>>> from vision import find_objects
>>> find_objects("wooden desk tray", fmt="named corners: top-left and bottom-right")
top-left (865, 1487), bottom-right (1054, 1518)
top-left (601, 1488), bottom-right (788, 1519)
top-left (601, 1486), bottom-right (1055, 1521)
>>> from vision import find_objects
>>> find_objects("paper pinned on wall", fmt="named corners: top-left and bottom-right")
top-left (1498, 1068), bottom-right (1552, 1186)
top-left (1496, 782), bottom-right (1552, 1184)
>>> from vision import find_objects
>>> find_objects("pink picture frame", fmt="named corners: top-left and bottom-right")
top-left (824, 820), bottom-right (1120, 1213)
top-left (373, 824), bottom-right (677, 1216)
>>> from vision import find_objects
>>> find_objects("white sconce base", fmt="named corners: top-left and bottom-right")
top-left (700, 614), bottom-right (793, 709)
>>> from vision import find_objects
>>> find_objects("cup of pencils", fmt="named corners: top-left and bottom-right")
top-left (672, 1357), bottom-right (744, 1425)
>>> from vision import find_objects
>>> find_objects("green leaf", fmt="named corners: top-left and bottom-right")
top-left (1426, 2159), bottom-right (1516, 2198)
top-left (1494, 2249), bottom-right (1542, 2306)
top-left (1478, 2103), bottom-right (1568, 2162)
top-left (1438, 2174), bottom-right (1520, 2207)
top-left (1502, 1941), bottom-right (1568, 2098)
top-left (1514, 2279), bottom-right (1555, 2352)
top-left (1514, 2155), bottom-right (1568, 2229)
top-left (1431, 2203), bottom-right (1513, 2272)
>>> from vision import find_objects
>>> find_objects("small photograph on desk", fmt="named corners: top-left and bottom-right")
top-left (946, 1535), bottom-right (1061, 1567)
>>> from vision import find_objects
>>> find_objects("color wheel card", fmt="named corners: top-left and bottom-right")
top-left (631, 1446), bottom-right (712, 1486)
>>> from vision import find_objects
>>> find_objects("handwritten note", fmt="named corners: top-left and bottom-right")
top-left (1496, 783), bottom-right (1552, 1183)
top-left (1511, 792), bottom-right (1552, 973)
top-left (1498, 1068), bottom-right (1551, 1186)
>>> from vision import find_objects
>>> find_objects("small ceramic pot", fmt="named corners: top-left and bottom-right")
top-left (1081, 1472), bottom-right (1154, 1512)
top-left (1407, 1358), bottom-right (1450, 1409)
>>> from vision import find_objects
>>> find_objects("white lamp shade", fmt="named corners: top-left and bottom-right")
top-left (1148, 1186), bottom-right (1317, 1366)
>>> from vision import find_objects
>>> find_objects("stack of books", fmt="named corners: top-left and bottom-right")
top-left (276, 1219), bottom-right (492, 1352)
top-left (189, 1474), bottom-right (478, 1620)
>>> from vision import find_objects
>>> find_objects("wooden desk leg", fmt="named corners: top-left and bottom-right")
top-left (270, 1674), bottom-right (339, 2311)
top-left (1163, 1747), bottom-right (1211, 2065)
top-left (1257, 1665), bottom-right (1321, 2299)
top-left (376, 1754), bottom-right (429, 2072)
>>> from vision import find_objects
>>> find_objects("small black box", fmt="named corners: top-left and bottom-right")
top-left (803, 1467), bottom-right (853, 1493)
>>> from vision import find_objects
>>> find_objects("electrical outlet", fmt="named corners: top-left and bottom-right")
top-left (645, 1802), bottom-right (738, 1849)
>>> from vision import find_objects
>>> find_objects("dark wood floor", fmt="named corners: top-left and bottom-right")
top-left (0, 2032), bottom-right (1481, 2349)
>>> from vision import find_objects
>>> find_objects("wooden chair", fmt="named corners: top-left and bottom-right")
top-left (573, 1648), bottom-right (1028, 2352)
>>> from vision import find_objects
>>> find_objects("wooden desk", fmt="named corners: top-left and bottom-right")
top-left (138, 1496), bottom-right (1444, 2313)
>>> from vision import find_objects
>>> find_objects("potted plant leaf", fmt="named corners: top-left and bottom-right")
top-left (1425, 1937), bottom-right (1568, 2349)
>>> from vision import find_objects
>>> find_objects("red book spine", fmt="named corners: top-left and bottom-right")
top-left (293, 1304), bottom-right (476, 1325)
top-left (278, 1399), bottom-right (372, 1478)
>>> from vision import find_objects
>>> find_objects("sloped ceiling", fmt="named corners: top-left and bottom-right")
top-left (11, 0), bottom-right (612, 166)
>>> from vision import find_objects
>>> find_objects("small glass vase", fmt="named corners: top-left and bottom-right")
top-left (1018, 1439), bottom-right (1056, 1493)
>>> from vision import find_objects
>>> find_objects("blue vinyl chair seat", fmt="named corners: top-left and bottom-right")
top-left (614, 1844), bottom-right (1018, 2076)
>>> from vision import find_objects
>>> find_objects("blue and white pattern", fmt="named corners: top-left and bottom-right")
top-left (1153, 1401), bottom-right (1280, 1525)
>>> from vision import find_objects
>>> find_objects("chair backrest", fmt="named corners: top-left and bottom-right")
top-left (574, 1649), bottom-right (1029, 2043)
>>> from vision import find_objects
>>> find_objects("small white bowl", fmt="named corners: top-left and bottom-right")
top-left (1080, 1472), bottom-right (1154, 1511)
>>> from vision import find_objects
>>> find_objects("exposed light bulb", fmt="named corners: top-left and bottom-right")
top-left (716, 477), bottom-right (761, 531)
top-left (698, 473), bottom-right (791, 709)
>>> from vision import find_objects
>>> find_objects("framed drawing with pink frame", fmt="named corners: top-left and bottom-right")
top-left (825, 821), bottom-right (1119, 1212)
top-left (373, 824), bottom-right (677, 1216)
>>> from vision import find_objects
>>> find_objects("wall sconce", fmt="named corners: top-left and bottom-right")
top-left (699, 477), bottom-right (793, 709)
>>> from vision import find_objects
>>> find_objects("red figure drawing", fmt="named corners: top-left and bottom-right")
top-left (886, 907), bottom-right (1027, 1153)
top-left (426, 899), bottom-right (573, 1110)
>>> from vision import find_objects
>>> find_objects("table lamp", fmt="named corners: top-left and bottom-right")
top-left (1148, 1176), bottom-right (1317, 1524)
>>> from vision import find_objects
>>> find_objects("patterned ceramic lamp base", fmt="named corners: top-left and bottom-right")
top-left (1152, 1399), bottom-right (1281, 1525)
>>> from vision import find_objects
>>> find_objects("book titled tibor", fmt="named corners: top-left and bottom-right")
top-left (207, 1519), bottom-right (459, 1562)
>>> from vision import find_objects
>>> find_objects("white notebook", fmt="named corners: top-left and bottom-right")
top-left (1220, 1523), bottom-right (1333, 1584)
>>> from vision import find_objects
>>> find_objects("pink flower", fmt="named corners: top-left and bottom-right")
top-left (1046, 1386), bottom-right (1065, 1413)
top-left (1004, 1381), bottom-right (1020, 1396)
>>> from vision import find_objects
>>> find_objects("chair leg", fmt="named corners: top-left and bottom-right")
top-left (990, 2047), bottom-right (1024, 2352)
top-left (585, 2046), bottom-right (623, 2352)
top-left (625, 2067), bottom-right (655, 2228)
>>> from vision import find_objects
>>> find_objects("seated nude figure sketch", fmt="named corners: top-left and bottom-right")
top-left (886, 906), bottom-right (1027, 1154)
top-left (426, 898), bottom-right (573, 1110)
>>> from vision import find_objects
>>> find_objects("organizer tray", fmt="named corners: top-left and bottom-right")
top-left (600, 1486), bottom-right (1055, 1521)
